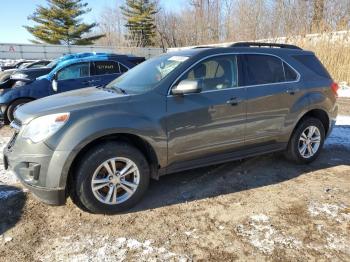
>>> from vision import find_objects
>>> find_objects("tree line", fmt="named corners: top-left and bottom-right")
top-left (25, 0), bottom-right (350, 47)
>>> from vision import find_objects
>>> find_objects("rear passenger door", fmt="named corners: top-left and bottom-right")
top-left (56, 62), bottom-right (94, 93)
top-left (242, 54), bottom-right (301, 146)
top-left (91, 61), bottom-right (128, 85)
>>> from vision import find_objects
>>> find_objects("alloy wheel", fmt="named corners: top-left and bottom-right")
top-left (91, 157), bottom-right (140, 205)
top-left (298, 125), bottom-right (321, 159)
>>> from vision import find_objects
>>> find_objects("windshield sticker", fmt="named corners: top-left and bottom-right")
top-left (168, 56), bottom-right (189, 62)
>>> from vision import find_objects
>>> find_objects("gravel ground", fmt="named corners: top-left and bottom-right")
top-left (0, 99), bottom-right (349, 261)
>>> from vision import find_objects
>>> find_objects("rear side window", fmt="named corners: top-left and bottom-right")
top-left (293, 55), bottom-right (330, 78)
top-left (283, 62), bottom-right (298, 81)
top-left (93, 61), bottom-right (120, 75)
top-left (243, 55), bottom-right (286, 85)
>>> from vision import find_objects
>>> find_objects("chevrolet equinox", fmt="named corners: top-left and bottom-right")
top-left (3, 42), bottom-right (339, 214)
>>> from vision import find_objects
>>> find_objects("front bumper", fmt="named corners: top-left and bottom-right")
top-left (3, 129), bottom-right (68, 205)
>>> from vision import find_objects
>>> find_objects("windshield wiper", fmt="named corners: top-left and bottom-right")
top-left (112, 86), bottom-right (127, 95)
top-left (96, 84), bottom-right (127, 95)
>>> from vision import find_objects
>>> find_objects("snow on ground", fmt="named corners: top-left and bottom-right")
top-left (338, 82), bottom-right (350, 98)
top-left (325, 115), bottom-right (350, 149)
top-left (235, 214), bottom-right (302, 254)
top-left (35, 235), bottom-right (189, 261)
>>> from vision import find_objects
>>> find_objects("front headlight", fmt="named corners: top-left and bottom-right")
top-left (22, 113), bottom-right (70, 143)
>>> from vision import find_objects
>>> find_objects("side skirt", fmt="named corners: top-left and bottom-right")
top-left (159, 143), bottom-right (287, 176)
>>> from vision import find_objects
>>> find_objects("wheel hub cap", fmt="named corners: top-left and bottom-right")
top-left (298, 125), bottom-right (321, 159)
top-left (91, 157), bottom-right (140, 205)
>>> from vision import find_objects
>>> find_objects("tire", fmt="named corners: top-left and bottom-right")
top-left (6, 98), bottom-right (32, 123)
top-left (285, 117), bottom-right (325, 164)
top-left (72, 141), bottom-right (150, 214)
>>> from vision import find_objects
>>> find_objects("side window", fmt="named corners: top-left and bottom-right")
top-left (57, 63), bottom-right (90, 80)
top-left (283, 62), bottom-right (298, 81)
top-left (93, 61), bottom-right (120, 75)
top-left (178, 55), bottom-right (238, 91)
top-left (244, 55), bottom-right (285, 85)
top-left (119, 63), bottom-right (128, 73)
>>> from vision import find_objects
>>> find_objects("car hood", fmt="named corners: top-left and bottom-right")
top-left (15, 87), bottom-right (129, 124)
top-left (13, 67), bottom-right (52, 80)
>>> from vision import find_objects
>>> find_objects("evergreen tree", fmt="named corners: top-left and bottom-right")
top-left (121, 0), bottom-right (158, 47)
top-left (24, 0), bottom-right (104, 45)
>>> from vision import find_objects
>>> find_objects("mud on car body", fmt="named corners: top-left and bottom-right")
top-left (3, 42), bottom-right (338, 214)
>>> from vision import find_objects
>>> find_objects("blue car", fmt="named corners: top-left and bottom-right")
top-left (0, 53), bottom-right (145, 122)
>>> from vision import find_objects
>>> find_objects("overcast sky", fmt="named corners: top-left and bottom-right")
top-left (0, 0), bottom-right (185, 44)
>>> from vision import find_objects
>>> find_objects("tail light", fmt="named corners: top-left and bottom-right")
top-left (331, 82), bottom-right (339, 97)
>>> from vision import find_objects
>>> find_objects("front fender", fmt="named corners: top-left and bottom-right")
top-left (0, 79), bottom-right (51, 105)
top-left (45, 108), bottom-right (167, 188)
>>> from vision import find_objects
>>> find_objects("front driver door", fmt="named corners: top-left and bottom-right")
top-left (166, 54), bottom-right (246, 168)
top-left (56, 62), bottom-right (93, 93)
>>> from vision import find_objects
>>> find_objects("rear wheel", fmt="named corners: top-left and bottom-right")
top-left (6, 98), bottom-right (33, 123)
top-left (285, 117), bottom-right (325, 164)
top-left (72, 141), bottom-right (150, 214)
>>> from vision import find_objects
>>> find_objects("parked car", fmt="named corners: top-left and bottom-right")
top-left (0, 60), bottom-right (51, 83)
top-left (0, 53), bottom-right (145, 122)
top-left (3, 42), bottom-right (338, 214)
top-left (0, 53), bottom-right (110, 90)
top-left (0, 60), bottom-right (36, 71)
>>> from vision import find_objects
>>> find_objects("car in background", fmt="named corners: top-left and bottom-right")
top-left (0, 53), bottom-right (105, 90)
top-left (0, 60), bottom-right (36, 71)
top-left (0, 53), bottom-right (145, 122)
top-left (0, 60), bottom-right (51, 83)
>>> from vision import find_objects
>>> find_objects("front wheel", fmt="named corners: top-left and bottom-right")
top-left (285, 117), bottom-right (325, 164)
top-left (73, 141), bottom-right (150, 214)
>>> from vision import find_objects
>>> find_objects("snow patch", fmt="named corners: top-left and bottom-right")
top-left (338, 82), bottom-right (350, 98)
top-left (35, 235), bottom-right (189, 261)
top-left (308, 202), bottom-right (350, 223)
top-left (235, 214), bottom-right (302, 254)
top-left (325, 115), bottom-right (350, 149)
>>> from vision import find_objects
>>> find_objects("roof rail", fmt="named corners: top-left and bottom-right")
top-left (230, 42), bottom-right (302, 50)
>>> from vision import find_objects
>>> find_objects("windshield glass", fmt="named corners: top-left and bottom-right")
top-left (106, 54), bottom-right (189, 94)
top-left (46, 58), bottom-right (59, 68)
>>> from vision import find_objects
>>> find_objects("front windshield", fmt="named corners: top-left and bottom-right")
top-left (106, 54), bottom-right (189, 94)
top-left (46, 58), bottom-right (59, 68)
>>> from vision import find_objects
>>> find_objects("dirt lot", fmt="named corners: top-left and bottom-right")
top-left (0, 99), bottom-right (349, 261)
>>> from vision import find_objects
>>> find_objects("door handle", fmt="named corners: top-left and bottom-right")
top-left (226, 97), bottom-right (242, 106)
top-left (286, 87), bottom-right (300, 95)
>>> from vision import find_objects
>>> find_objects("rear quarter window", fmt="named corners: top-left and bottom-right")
top-left (293, 55), bottom-right (331, 78)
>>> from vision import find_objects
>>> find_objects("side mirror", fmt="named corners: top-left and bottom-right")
top-left (172, 80), bottom-right (201, 95)
top-left (52, 73), bottom-right (58, 92)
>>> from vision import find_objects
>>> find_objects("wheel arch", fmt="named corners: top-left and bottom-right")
top-left (65, 133), bottom-right (160, 194)
top-left (4, 96), bottom-right (35, 122)
top-left (293, 108), bottom-right (330, 137)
